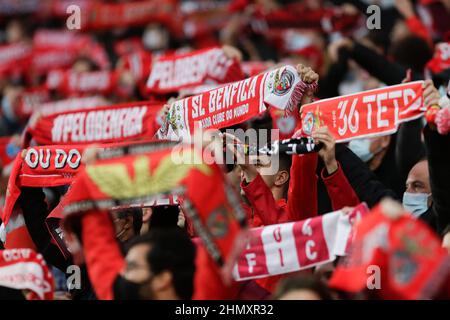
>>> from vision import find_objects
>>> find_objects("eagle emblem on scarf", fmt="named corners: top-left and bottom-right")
top-left (86, 151), bottom-right (212, 199)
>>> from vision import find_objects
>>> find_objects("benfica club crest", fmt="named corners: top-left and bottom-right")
top-left (390, 250), bottom-right (418, 285)
top-left (276, 114), bottom-right (296, 134)
top-left (273, 68), bottom-right (295, 96)
top-left (207, 207), bottom-right (230, 238)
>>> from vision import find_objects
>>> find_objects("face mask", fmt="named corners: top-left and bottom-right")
top-left (402, 192), bottom-right (430, 218)
top-left (143, 29), bottom-right (166, 51)
top-left (438, 85), bottom-right (447, 98)
top-left (113, 275), bottom-right (153, 300)
top-left (1, 95), bottom-right (17, 123)
top-left (348, 138), bottom-right (374, 162)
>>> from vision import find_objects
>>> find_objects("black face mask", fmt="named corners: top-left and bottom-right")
top-left (113, 275), bottom-right (152, 300)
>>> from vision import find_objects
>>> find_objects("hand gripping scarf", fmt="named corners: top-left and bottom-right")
top-left (0, 248), bottom-right (54, 300)
top-left (329, 202), bottom-right (450, 299)
top-left (157, 65), bottom-right (318, 140)
top-left (146, 47), bottom-right (244, 94)
top-left (300, 81), bottom-right (426, 142)
top-left (59, 141), bottom-right (248, 276)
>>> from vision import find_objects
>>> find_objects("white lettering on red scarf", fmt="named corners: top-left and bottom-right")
top-left (51, 106), bottom-right (147, 143)
top-left (146, 48), bottom-right (235, 92)
top-left (233, 204), bottom-right (369, 281)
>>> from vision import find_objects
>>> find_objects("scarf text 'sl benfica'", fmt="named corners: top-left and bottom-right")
top-left (158, 65), bottom-right (315, 140)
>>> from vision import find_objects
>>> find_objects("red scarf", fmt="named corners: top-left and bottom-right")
top-left (146, 47), bottom-right (244, 94)
top-left (45, 70), bottom-right (118, 96)
top-left (84, 0), bottom-right (180, 33)
top-left (0, 42), bottom-right (32, 77)
top-left (24, 101), bottom-right (161, 146)
top-left (233, 203), bottom-right (369, 281)
top-left (17, 87), bottom-right (50, 120)
top-left (1, 145), bottom-right (88, 227)
top-left (157, 65), bottom-right (317, 140)
top-left (0, 248), bottom-right (54, 300)
top-left (301, 81), bottom-right (425, 142)
top-left (38, 96), bottom-right (109, 116)
top-left (329, 203), bottom-right (450, 299)
top-left (60, 141), bottom-right (247, 274)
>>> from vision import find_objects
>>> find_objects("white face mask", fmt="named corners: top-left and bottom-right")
top-left (403, 192), bottom-right (431, 218)
top-left (143, 29), bottom-right (167, 51)
top-left (348, 138), bottom-right (374, 162)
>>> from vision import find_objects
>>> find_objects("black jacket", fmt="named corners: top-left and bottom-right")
top-left (317, 144), bottom-right (398, 214)
top-left (423, 125), bottom-right (450, 235)
top-left (18, 187), bottom-right (96, 300)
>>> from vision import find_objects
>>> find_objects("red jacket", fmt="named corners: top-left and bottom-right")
top-left (240, 154), bottom-right (360, 293)
top-left (241, 154), bottom-right (359, 228)
top-left (241, 153), bottom-right (319, 228)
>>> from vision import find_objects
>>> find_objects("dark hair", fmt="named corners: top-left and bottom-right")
top-left (126, 228), bottom-right (196, 300)
top-left (273, 274), bottom-right (333, 300)
top-left (149, 205), bottom-right (180, 229)
top-left (390, 36), bottom-right (433, 72)
top-left (116, 208), bottom-right (143, 235)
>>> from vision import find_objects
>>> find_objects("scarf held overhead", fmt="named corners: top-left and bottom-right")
top-left (329, 204), bottom-right (450, 299)
top-left (301, 81), bottom-right (425, 142)
top-left (0, 248), bottom-right (54, 300)
top-left (233, 203), bottom-right (369, 281)
top-left (60, 141), bottom-right (247, 270)
top-left (1, 145), bottom-right (88, 227)
top-left (158, 65), bottom-right (317, 140)
top-left (146, 47), bottom-right (244, 94)
top-left (24, 101), bottom-right (161, 146)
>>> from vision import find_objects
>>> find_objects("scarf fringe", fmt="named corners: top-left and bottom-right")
top-left (285, 80), bottom-right (318, 116)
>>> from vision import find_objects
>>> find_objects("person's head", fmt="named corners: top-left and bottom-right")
top-left (6, 20), bottom-right (26, 44)
top-left (348, 135), bottom-right (391, 169)
top-left (389, 36), bottom-right (433, 73)
top-left (122, 228), bottom-right (196, 300)
top-left (142, 23), bottom-right (170, 51)
top-left (241, 151), bottom-right (292, 200)
top-left (71, 56), bottom-right (98, 73)
top-left (273, 274), bottom-right (333, 300)
top-left (403, 159), bottom-right (432, 217)
top-left (111, 208), bottom-right (143, 243)
top-left (442, 226), bottom-right (450, 254)
top-left (148, 205), bottom-right (186, 229)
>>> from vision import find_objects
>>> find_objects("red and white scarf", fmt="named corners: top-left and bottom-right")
top-left (0, 42), bottom-right (32, 76)
top-left (37, 96), bottom-right (109, 116)
top-left (301, 81), bottom-right (425, 142)
top-left (146, 47), bottom-right (244, 94)
top-left (24, 101), bottom-right (161, 146)
top-left (46, 70), bottom-right (118, 96)
top-left (1, 145), bottom-right (88, 228)
top-left (59, 141), bottom-right (247, 275)
top-left (158, 65), bottom-right (317, 140)
top-left (0, 248), bottom-right (54, 300)
top-left (233, 203), bottom-right (369, 281)
top-left (84, 0), bottom-right (179, 32)
top-left (330, 203), bottom-right (450, 299)
top-left (17, 87), bottom-right (50, 120)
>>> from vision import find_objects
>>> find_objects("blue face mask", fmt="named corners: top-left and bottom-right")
top-left (348, 138), bottom-right (374, 162)
top-left (403, 192), bottom-right (430, 218)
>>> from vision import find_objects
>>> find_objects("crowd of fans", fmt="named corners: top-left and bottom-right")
top-left (0, 0), bottom-right (449, 300)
